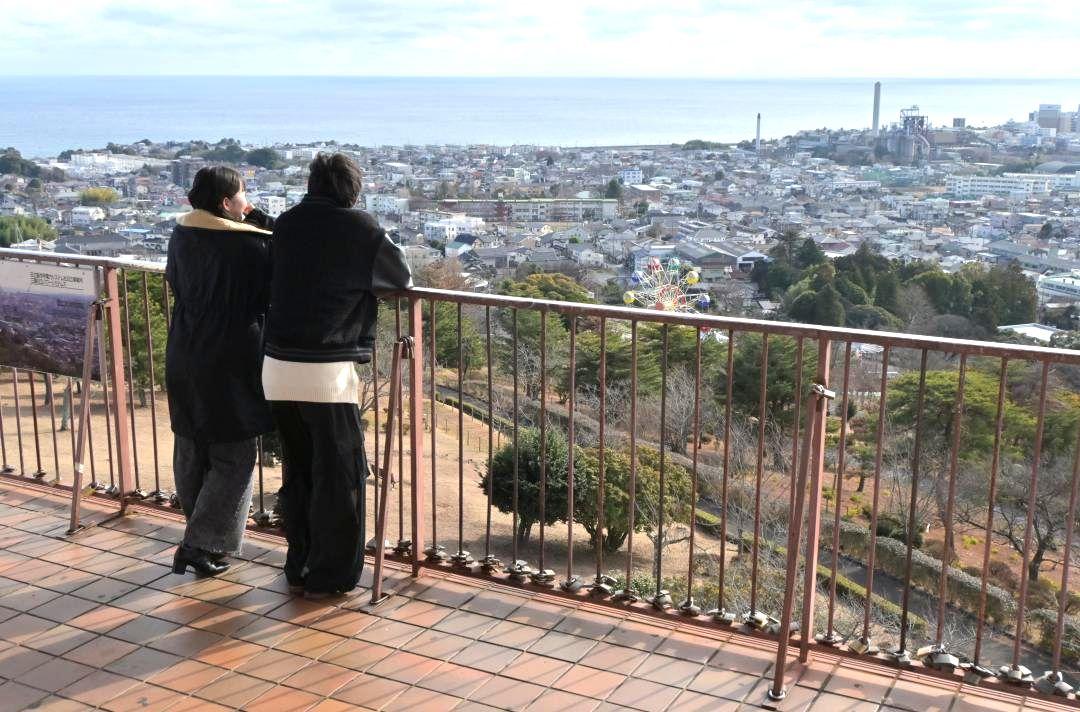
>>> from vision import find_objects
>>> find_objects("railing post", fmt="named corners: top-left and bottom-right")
top-left (408, 296), bottom-right (426, 577)
top-left (799, 337), bottom-right (831, 662)
top-left (102, 267), bottom-right (134, 514)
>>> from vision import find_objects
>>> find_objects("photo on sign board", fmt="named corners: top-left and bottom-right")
top-left (0, 260), bottom-right (100, 379)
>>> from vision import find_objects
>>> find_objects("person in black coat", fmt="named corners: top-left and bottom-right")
top-left (263, 153), bottom-right (411, 597)
top-left (165, 166), bottom-right (275, 576)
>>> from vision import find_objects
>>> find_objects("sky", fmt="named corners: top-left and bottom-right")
top-left (4, 0), bottom-right (1080, 78)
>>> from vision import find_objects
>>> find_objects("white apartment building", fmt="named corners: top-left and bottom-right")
top-left (618, 167), bottom-right (643, 185)
top-left (260, 195), bottom-right (286, 217)
top-left (365, 194), bottom-right (410, 216)
top-left (946, 174), bottom-right (1055, 198)
top-left (70, 206), bottom-right (106, 226)
top-left (1037, 271), bottom-right (1080, 304)
top-left (423, 214), bottom-right (485, 242)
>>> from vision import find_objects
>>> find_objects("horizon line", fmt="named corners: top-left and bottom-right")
top-left (3, 74), bottom-right (1080, 81)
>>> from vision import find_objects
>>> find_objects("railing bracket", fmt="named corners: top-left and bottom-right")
top-left (1035, 670), bottom-right (1073, 696)
top-left (677, 598), bottom-right (701, 617)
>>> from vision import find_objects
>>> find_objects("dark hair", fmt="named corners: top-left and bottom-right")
top-left (188, 166), bottom-right (243, 218)
top-left (307, 152), bottom-right (363, 208)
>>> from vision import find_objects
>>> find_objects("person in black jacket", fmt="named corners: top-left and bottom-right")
top-left (165, 166), bottom-right (275, 577)
top-left (263, 152), bottom-right (411, 598)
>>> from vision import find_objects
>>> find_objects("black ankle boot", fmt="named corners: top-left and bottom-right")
top-left (173, 545), bottom-right (229, 577)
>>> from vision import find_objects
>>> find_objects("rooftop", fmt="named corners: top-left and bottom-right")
top-left (0, 480), bottom-right (1065, 712)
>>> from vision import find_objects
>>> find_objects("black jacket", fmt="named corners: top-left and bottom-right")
top-left (264, 195), bottom-right (412, 364)
top-left (165, 209), bottom-right (275, 444)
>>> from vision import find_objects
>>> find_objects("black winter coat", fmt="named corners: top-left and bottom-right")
top-left (264, 195), bottom-right (412, 364)
top-left (165, 209), bottom-right (275, 444)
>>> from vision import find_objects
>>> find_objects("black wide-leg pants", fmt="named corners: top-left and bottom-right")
top-left (271, 401), bottom-right (368, 594)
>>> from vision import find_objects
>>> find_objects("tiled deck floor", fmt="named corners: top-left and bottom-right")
top-left (0, 480), bottom-right (1069, 712)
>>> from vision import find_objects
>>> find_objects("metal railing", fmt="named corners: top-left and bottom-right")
top-left (2, 247), bottom-right (1080, 705)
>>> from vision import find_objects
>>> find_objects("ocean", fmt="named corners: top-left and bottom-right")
top-left (2, 76), bottom-right (1080, 158)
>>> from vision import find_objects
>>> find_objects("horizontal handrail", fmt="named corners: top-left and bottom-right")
top-left (4, 247), bottom-right (1076, 365)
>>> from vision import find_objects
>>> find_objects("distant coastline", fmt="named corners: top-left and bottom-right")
top-left (3, 76), bottom-right (1080, 159)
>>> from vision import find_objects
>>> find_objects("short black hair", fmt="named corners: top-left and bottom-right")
top-left (307, 152), bottom-right (363, 208)
top-left (188, 166), bottom-right (243, 218)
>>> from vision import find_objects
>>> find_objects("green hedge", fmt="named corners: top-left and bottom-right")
top-left (1030, 609), bottom-right (1080, 667)
top-left (823, 520), bottom-right (1015, 623)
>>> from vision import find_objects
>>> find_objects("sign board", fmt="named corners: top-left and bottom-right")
top-left (0, 260), bottom-right (100, 378)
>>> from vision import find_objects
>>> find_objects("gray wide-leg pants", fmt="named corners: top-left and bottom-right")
top-left (173, 435), bottom-right (256, 556)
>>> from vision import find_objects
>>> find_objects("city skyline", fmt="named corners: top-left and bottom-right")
top-left (4, 0), bottom-right (1080, 79)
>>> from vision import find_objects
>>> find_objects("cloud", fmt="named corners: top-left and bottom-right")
top-left (2, 0), bottom-right (1079, 77)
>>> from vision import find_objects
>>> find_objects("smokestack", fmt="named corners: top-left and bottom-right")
top-left (872, 82), bottom-right (881, 136)
top-left (755, 113), bottom-right (761, 152)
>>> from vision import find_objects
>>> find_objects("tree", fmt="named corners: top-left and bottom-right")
top-left (122, 271), bottom-right (169, 405)
top-left (244, 148), bottom-right (282, 169)
top-left (0, 216), bottom-right (56, 247)
top-left (575, 444), bottom-right (693, 555)
top-left (874, 272), bottom-right (900, 313)
top-left (80, 187), bottom-right (119, 206)
top-left (730, 335), bottom-right (817, 426)
top-left (481, 427), bottom-right (569, 545)
top-left (811, 283), bottom-right (846, 326)
top-left (0, 148), bottom-right (41, 177)
top-left (795, 238), bottom-right (826, 270)
top-left (605, 179), bottom-right (623, 201)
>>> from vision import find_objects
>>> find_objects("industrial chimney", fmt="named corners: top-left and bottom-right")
top-left (872, 82), bottom-right (881, 136)
top-left (755, 113), bottom-right (761, 152)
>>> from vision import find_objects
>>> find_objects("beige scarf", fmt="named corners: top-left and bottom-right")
top-left (177, 209), bottom-right (271, 235)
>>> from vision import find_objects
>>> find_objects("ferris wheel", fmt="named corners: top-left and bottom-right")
top-left (623, 257), bottom-right (711, 312)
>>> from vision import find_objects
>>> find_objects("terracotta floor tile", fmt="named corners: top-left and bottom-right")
top-left (652, 631), bottom-right (719, 665)
top-left (76, 553), bottom-right (133, 578)
top-left (0, 612), bottom-right (55, 643)
top-left (632, 653), bottom-right (702, 688)
top-left (823, 665), bottom-right (896, 701)
top-left (147, 659), bottom-right (227, 693)
top-left (194, 672), bottom-right (275, 708)
top-left (606, 677), bottom-right (681, 710)
top-left (0, 680), bottom-right (50, 710)
top-left (193, 637), bottom-right (265, 670)
top-left (471, 674), bottom-right (548, 710)
top-left (310, 608), bottom-right (376, 637)
top-left (552, 664), bottom-right (626, 698)
top-left (667, 689), bottom-right (742, 711)
top-left (308, 699), bottom-right (364, 712)
top-left (24, 623), bottom-right (97, 656)
top-left (219, 562), bottom-right (282, 588)
top-left (356, 619), bottom-right (424, 648)
top-left (708, 641), bottom-right (776, 676)
top-left (502, 651), bottom-right (574, 686)
top-left (0, 644), bottom-right (53, 677)
top-left (482, 620), bottom-right (549, 651)
top-left (414, 580), bottom-right (478, 608)
top-left (461, 590), bottom-right (530, 619)
top-left (528, 630), bottom-right (598, 663)
top-left (56, 668), bottom-right (139, 706)
top-left (29, 593), bottom-right (101, 623)
top-left (386, 599), bottom-right (453, 628)
top-left (222, 586), bottom-right (291, 615)
top-left (1, 584), bottom-right (63, 611)
top-left (382, 684), bottom-right (454, 711)
top-left (507, 600), bottom-right (574, 629)
top-left (451, 640), bottom-right (522, 673)
top-left (71, 577), bottom-right (138, 604)
top-left (267, 596), bottom-right (336, 625)
top-left (283, 660), bottom-right (359, 696)
top-left (188, 606), bottom-right (258, 636)
top-left (367, 649), bottom-right (443, 684)
top-left (66, 604), bottom-right (139, 634)
top-left (38, 568), bottom-right (98, 594)
top-left (233, 616), bottom-right (303, 647)
top-left (883, 676), bottom-right (957, 712)
top-left (100, 683), bottom-right (176, 712)
top-left (107, 614), bottom-right (180, 645)
top-left (237, 647), bottom-right (314, 682)
top-left (687, 666), bottom-right (760, 701)
top-left (951, 691), bottom-right (1021, 712)
top-left (320, 638), bottom-right (395, 671)
top-left (416, 661), bottom-right (493, 697)
top-left (147, 596), bottom-right (219, 625)
top-left (15, 656), bottom-right (95, 692)
top-left (579, 642), bottom-right (649, 675)
top-left (332, 673), bottom-right (409, 708)
top-left (146, 625), bottom-right (224, 657)
top-left (810, 693), bottom-right (882, 711)
top-left (109, 561), bottom-right (171, 586)
top-left (18, 694), bottom-right (96, 711)
top-left (789, 659), bottom-right (837, 690)
top-left (402, 628), bottom-right (474, 660)
top-left (105, 647), bottom-right (183, 680)
top-left (433, 610), bottom-right (500, 639)
top-left (525, 689), bottom-right (601, 712)
top-left (748, 677), bottom-right (818, 712)
top-left (245, 684), bottom-right (324, 712)
top-left (277, 627), bottom-right (348, 658)
top-left (555, 611), bottom-right (619, 640)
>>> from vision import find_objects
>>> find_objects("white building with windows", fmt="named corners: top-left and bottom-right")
top-left (365, 194), bottom-right (410, 216)
top-left (1037, 271), bottom-right (1080, 304)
